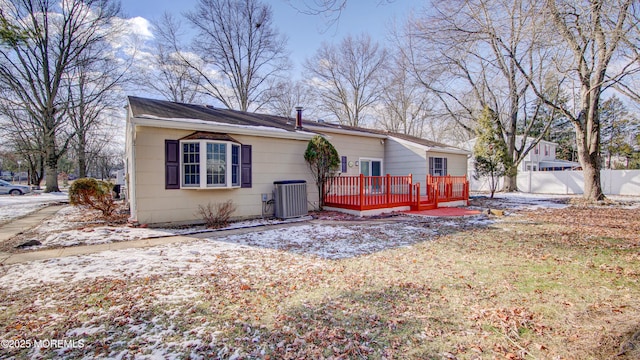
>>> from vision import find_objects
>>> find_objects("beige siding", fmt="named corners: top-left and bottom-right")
top-left (132, 126), bottom-right (317, 224)
top-left (325, 133), bottom-right (386, 175)
top-left (426, 151), bottom-right (468, 177)
top-left (384, 138), bottom-right (427, 181)
top-left (384, 139), bottom-right (469, 196)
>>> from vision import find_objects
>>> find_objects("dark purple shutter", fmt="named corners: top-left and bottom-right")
top-left (341, 156), bottom-right (347, 172)
top-left (165, 140), bottom-right (180, 189)
top-left (428, 157), bottom-right (434, 176)
top-left (241, 144), bottom-right (252, 188)
top-left (443, 157), bottom-right (448, 175)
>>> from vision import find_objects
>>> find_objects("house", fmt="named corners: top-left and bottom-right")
top-left (464, 136), bottom-right (580, 173)
top-left (464, 136), bottom-right (581, 192)
top-left (515, 136), bottom-right (580, 172)
top-left (125, 96), bottom-right (469, 225)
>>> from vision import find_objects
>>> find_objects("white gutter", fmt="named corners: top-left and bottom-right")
top-left (131, 115), bottom-right (317, 141)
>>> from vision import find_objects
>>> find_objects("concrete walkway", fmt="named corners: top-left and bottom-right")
top-left (0, 204), bottom-right (210, 265)
top-left (0, 204), bottom-right (68, 243)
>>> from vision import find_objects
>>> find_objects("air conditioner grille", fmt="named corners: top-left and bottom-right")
top-left (273, 180), bottom-right (307, 219)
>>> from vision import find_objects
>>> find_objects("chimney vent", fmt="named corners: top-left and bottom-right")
top-left (295, 106), bottom-right (303, 130)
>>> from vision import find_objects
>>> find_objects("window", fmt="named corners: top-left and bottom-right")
top-left (182, 143), bottom-right (200, 187)
top-left (231, 145), bottom-right (240, 186)
top-left (428, 157), bottom-right (448, 176)
top-left (165, 137), bottom-right (251, 190)
top-left (181, 140), bottom-right (240, 188)
top-left (434, 158), bottom-right (443, 175)
top-left (207, 143), bottom-right (226, 186)
top-left (359, 159), bottom-right (382, 176)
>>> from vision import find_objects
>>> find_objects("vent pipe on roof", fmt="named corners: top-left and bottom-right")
top-left (295, 106), bottom-right (303, 130)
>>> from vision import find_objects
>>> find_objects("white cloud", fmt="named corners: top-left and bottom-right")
top-left (125, 16), bottom-right (154, 40)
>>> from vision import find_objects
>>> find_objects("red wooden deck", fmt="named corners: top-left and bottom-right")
top-left (323, 174), bottom-right (469, 212)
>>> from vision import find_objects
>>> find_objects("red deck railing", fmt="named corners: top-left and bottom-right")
top-left (413, 175), bottom-right (470, 211)
top-left (323, 174), bottom-right (469, 212)
top-left (323, 174), bottom-right (413, 210)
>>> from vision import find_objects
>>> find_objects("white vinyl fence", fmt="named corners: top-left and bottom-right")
top-left (470, 169), bottom-right (640, 196)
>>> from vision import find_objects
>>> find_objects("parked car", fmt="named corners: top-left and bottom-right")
top-left (0, 179), bottom-right (32, 195)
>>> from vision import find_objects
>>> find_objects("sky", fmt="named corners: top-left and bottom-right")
top-left (120, 0), bottom-right (420, 75)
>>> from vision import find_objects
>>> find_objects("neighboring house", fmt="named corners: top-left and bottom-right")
top-left (515, 136), bottom-right (580, 171)
top-left (464, 136), bottom-right (581, 192)
top-left (464, 136), bottom-right (580, 173)
top-left (125, 96), bottom-right (469, 225)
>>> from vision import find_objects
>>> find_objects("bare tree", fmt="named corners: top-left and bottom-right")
top-left (285, 0), bottom-right (348, 28)
top-left (91, 145), bottom-right (123, 180)
top-left (262, 80), bottom-right (315, 118)
top-left (136, 13), bottom-right (204, 104)
top-left (184, 0), bottom-right (290, 111)
top-left (304, 33), bottom-right (387, 127)
top-left (403, 0), bottom-right (556, 190)
top-left (0, 0), bottom-right (121, 192)
top-left (517, 0), bottom-right (640, 201)
top-left (64, 44), bottom-right (129, 178)
top-left (377, 52), bottom-right (431, 137)
top-left (0, 104), bottom-right (45, 186)
top-left (285, 0), bottom-right (395, 30)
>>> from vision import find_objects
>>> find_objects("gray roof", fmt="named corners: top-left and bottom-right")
top-left (128, 96), bottom-right (299, 133)
top-left (127, 96), bottom-right (466, 152)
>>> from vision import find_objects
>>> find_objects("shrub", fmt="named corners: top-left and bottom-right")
top-left (69, 178), bottom-right (116, 218)
top-left (304, 135), bottom-right (340, 209)
top-left (198, 200), bottom-right (237, 229)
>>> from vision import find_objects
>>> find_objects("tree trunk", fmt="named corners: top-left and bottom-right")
top-left (575, 122), bottom-right (604, 201)
top-left (582, 157), bottom-right (603, 200)
top-left (78, 153), bottom-right (87, 178)
top-left (44, 127), bottom-right (60, 193)
top-left (77, 133), bottom-right (87, 178)
top-left (44, 158), bottom-right (59, 192)
top-left (503, 174), bottom-right (518, 192)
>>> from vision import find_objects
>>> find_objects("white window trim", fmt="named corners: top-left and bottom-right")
top-left (433, 157), bottom-right (444, 176)
top-left (180, 140), bottom-right (241, 189)
top-left (358, 158), bottom-right (384, 176)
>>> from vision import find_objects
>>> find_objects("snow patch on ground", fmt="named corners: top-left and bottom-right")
top-left (19, 205), bottom-right (312, 250)
top-left (212, 222), bottom-right (434, 259)
top-left (0, 192), bottom-right (68, 223)
top-left (3, 192), bottom-right (639, 294)
top-left (0, 219), bottom-right (442, 292)
top-left (0, 240), bottom-right (251, 291)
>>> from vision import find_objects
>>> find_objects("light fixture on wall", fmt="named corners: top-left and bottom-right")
top-left (355, 161), bottom-right (359, 166)
top-left (380, 139), bottom-right (385, 145)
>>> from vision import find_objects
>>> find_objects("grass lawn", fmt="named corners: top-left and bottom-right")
top-left (1, 203), bottom-right (639, 359)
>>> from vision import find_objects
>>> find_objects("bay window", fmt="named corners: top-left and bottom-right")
top-left (181, 140), bottom-right (241, 188)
